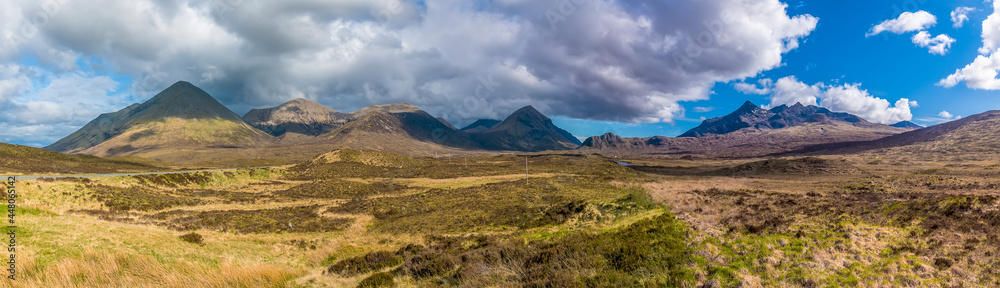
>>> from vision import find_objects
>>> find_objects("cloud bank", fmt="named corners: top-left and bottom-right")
top-left (868, 10), bottom-right (954, 55)
top-left (735, 76), bottom-right (916, 125)
top-left (0, 0), bottom-right (818, 147)
top-left (952, 7), bottom-right (976, 28)
top-left (940, 0), bottom-right (1000, 89)
top-left (867, 11), bottom-right (937, 36)
top-left (911, 31), bottom-right (955, 55)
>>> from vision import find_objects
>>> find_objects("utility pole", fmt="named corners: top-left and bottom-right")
top-left (465, 157), bottom-right (467, 169)
top-left (525, 156), bottom-right (528, 185)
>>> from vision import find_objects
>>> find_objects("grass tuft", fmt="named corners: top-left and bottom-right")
top-left (179, 232), bottom-right (204, 245)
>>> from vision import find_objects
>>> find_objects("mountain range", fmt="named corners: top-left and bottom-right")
top-left (39, 81), bottom-right (1000, 164)
top-left (581, 101), bottom-right (915, 158)
top-left (45, 81), bottom-right (583, 163)
top-left (679, 101), bottom-right (902, 137)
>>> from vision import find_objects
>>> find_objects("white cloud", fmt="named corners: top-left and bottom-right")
top-left (917, 110), bottom-right (962, 124)
top-left (867, 11), bottom-right (937, 37)
top-left (952, 7), bottom-right (976, 28)
top-left (911, 31), bottom-right (955, 55)
top-left (693, 106), bottom-right (715, 113)
top-left (0, 64), bottom-right (125, 144)
top-left (0, 0), bottom-right (819, 140)
top-left (739, 76), bottom-right (914, 124)
top-left (819, 84), bottom-right (914, 124)
top-left (13, 73), bottom-right (121, 125)
top-left (982, 0), bottom-right (1000, 54)
top-left (940, 1), bottom-right (1000, 89)
top-left (733, 79), bottom-right (773, 95)
top-left (768, 76), bottom-right (820, 108)
top-left (939, 47), bottom-right (1000, 89)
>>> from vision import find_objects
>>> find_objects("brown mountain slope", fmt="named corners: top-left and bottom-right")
top-left (0, 143), bottom-right (163, 174)
top-left (460, 119), bottom-right (502, 132)
top-left (791, 110), bottom-right (1000, 160)
top-left (311, 108), bottom-right (482, 156)
top-left (242, 98), bottom-right (348, 140)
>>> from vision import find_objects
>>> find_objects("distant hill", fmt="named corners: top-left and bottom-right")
top-left (580, 133), bottom-right (630, 150)
top-left (890, 121), bottom-right (923, 129)
top-left (313, 106), bottom-right (481, 155)
top-left (792, 110), bottom-right (1000, 160)
top-left (46, 81), bottom-right (274, 160)
top-left (680, 101), bottom-right (897, 137)
top-left (468, 106), bottom-right (581, 152)
top-left (242, 98), bottom-right (347, 140)
top-left (460, 119), bottom-right (502, 132)
top-left (0, 143), bottom-right (162, 174)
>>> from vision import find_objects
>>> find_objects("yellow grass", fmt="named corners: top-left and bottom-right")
top-left (1, 249), bottom-right (297, 288)
top-left (345, 172), bottom-right (576, 189)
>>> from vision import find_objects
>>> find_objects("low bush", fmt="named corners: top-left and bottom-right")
top-left (328, 251), bottom-right (403, 276)
top-left (179, 232), bottom-right (203, 245)
top-left (357, 272), bottom-right (394, 288)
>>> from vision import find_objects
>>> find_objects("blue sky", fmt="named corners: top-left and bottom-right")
top-left (559, 0), bottom-right (1000, 139)
top-left (1, 0), bottom-right (1000, 146)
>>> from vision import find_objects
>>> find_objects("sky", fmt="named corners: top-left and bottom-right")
top-left (1, 0), bottom-right (999, 147)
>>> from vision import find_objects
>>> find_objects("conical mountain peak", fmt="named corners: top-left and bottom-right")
top-left (471, 105), bottom-right (581, 151)
top-left (508, 105), bottom-right (547, 120)
top-left (736, 101), bottom-right (761, 113)
top-left (46, 81), bottom-right (271, 156)
top-left (135, 81), bottom-right (244, 123)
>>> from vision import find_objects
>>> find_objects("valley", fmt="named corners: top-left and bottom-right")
top-left (4, 149), bottom-right (999, 287)
top-left (3, 82), bottom-right (1000, 287)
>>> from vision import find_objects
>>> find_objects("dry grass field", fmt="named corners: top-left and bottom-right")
top-left (2, 149), bottom-right (998, 287)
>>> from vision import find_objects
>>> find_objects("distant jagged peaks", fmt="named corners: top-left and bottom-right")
top-left (679, 101), bottom-right (774, 137)
top-left (735, 100), bottom-right (765, 114)
top-left (680, 101), bottom-right (895, 138)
